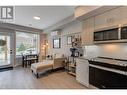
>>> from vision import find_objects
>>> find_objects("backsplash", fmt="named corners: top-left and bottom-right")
top-left (83, 43), bottom-right (127, 60)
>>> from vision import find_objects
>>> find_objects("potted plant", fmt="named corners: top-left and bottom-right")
top-left (0, 39), bottom-right (6, 46)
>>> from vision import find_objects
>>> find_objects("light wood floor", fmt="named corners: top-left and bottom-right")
top-left (0, 67), bottom-right (87, 89)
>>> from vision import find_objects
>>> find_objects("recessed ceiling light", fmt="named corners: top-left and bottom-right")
top-left (33, 16), bottom-right (40, 20)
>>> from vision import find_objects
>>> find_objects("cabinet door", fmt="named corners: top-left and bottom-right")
top-left (94, 32), bottom-right (103, 41)
top-left (76, 59), bottom-right (89, 87)
top-left (103, 28), bottom-right (119, 40)
top-left (119, 7), bottom-right (127, 25)
top-left (95, 8), bottom-right (121, 30)
top-left (121, 26), bottom-right (127, 39)
top-left (82, 17), bottom-right (94, 45)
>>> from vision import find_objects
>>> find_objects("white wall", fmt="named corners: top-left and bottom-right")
top-left (47, 21), bottom-right (82, 56)
top-left (47, 17), bottom-right (127, 60)
top-left (47, 6), bottom-right (127, 60)
top-left (84, 43), bottom-right (127, 60)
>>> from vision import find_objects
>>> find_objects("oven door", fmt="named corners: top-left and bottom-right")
top-left (89, 64), bottom-right (127, 89)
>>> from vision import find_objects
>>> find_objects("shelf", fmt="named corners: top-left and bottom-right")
top-left (68, 72), bottom-right (76, 76)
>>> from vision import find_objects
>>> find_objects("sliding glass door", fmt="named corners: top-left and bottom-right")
top-left (0, 29), bottom-right (15, 68)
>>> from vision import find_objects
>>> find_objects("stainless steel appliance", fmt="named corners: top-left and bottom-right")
top-left (89, 57), bottom-right (127, 89)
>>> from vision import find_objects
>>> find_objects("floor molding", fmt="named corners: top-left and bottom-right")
top-left (0, 66), bottom-right (13, 72)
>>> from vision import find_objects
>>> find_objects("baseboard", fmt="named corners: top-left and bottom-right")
top-left (0, 66), bottom-right (13, 72)
top-left (52, 67), bottom-right (65, 71)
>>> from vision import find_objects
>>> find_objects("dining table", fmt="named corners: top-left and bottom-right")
top-left (22, 54), bottom-right (39, 68)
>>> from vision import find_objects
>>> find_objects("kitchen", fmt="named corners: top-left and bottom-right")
top-left (42, 6), bottom-right (127, 89)
top-left (75, 6), bottom-right (127, 89)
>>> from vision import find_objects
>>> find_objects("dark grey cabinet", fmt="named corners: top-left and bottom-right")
top-left (94, 32), bottom-right (103, 41)
top-left (94, 28), bottom-right (119, 41)
top-left (103, 29), bottom-right (118, 40)
top-left (121, 26), bottom-right (127, 39)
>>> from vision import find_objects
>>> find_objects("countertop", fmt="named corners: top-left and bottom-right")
top-left (77, 56), bottom-right (127, 67)
top-left (77, 57), bottom-right (91, 60)
top-left (91, 57), bottom-right (127, 67)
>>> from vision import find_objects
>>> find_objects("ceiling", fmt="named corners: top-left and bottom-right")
top-left (5, 6), bottom-right (75, 30)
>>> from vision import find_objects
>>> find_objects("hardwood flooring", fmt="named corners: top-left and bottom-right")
top-left (0, 66), bottom-right (87, 89)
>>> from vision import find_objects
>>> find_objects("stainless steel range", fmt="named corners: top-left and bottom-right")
top-left (89, 57), bottom-right (127, 89)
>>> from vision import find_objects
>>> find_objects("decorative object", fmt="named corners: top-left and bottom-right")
top-left (71, 34), bottom-right (82, 47)
top-left (41, 41), bottom-right (48, 56)
top-left (0, 39), bottom-right (6, 46)
top-left (53, 38), bottom-right (61, 48)
top-left (67, 36), bottom-right (72, 45)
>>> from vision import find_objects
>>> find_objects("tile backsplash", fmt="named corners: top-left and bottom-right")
top-left (83, 43), bottom-right (127, 60)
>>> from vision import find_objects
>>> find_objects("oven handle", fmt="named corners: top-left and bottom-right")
top-left (89, 64), bottom-right (127, 75)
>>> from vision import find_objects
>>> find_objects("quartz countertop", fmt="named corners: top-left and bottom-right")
top-left (91, 57), bottom-right (127, 67)
top-left (77, 57), bottom-right (90, 60)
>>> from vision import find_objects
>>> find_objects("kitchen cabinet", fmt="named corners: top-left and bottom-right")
top-left (94, 28), bottom-right (119, 41)
top-left (94, 31), bottom-right (104, 41)
top-left (103, 28), bottom-right (118, 40)
top-left (76, 58), bottom-right (89, 87)
top-left (118, 7), bottom-right (127, 25)
top-left (82, 17), bottom-right (94, 45)
top-left (121, 26), bottom-right (127, 39)
top-left (95, 7), bottom-right (121, 30)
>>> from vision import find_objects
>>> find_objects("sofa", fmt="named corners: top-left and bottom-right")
top-left (31, 53), bottom-right (66, 78)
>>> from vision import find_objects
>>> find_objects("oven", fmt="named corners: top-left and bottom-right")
top-left (89, 59), bottom-right (127, 89)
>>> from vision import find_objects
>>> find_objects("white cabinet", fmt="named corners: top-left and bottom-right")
top-left (74, 6), bottom-right (100, 18)
top-left (76, 58), bottom-right (89, 87)
top-left (82, 17), bottom-right (94, 45)
top-left (95, 7), bottom-right (121, 30)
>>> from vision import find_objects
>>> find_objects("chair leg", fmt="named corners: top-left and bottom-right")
top-left (22, 61), bottom-right (24, 67)
top-left (25, 62), bottom-right (27, 68)
top-left (36, 73), bottom-right (39, 78)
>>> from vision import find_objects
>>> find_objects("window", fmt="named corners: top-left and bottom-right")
top-left (16, 32), bottom-right (39, 55)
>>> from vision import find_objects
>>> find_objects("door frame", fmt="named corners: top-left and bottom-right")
top-left (0, 27), bottom-right (15, 67)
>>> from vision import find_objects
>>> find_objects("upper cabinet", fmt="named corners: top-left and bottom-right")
top-left (94, 28), bottom-right (119, 41)
top-left (75, 6), bottom-right (100, 18)
top-left (75, 6), bottom-right (118, 21)
top-left (82, 17), bottom-right (94, 45)
top-left (118, 7), bottom-right (127, 25)
top-left (80, 7), bottom-right (127, 45)
top-left (121, 26), bottom-right (127, 39)
top-left (95, 7), bottom-right (122, 30)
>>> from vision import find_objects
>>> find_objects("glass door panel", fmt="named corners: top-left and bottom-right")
top-left (0, 35), bottom-right (11, 67)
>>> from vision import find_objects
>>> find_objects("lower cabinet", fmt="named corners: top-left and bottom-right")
top-left (76, 58), bottom-right (89, 87)
top-left (89, 66), bottom-right (127, 89)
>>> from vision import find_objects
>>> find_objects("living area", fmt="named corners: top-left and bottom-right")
top-left (2, 6), bottom-right (127, 89)
top-left (0, 6), bottom-right (88, 89)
